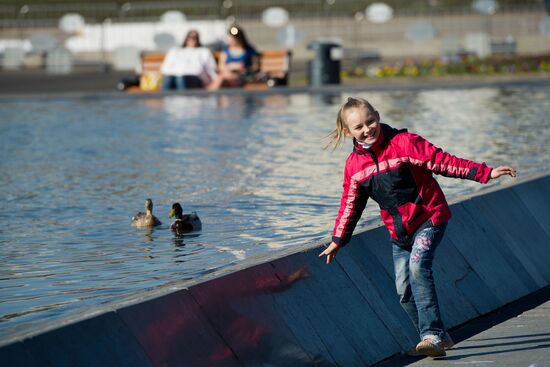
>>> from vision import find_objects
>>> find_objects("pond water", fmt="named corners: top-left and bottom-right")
top-left (1, 85), bottom-right (549, 338)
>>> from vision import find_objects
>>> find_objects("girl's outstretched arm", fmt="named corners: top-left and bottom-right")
top-left (319, 242), bottom-right (340, 265)
top-left (404, 133), bottom-right (493, 183)
top-left (490, 166), bottom-right (516, 179)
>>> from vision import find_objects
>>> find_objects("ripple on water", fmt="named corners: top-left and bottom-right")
top-left (1, 86), bottom-right (549, 338)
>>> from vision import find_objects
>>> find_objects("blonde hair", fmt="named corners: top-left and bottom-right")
top-left (325, 97), bottom-right (376, 150)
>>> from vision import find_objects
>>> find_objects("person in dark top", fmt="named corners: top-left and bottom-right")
top-left (208, 25), bottom-right (259, 90)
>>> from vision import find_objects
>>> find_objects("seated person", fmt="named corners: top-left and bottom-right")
top-left (208, 25), bottom-right (259, 90)
top-left (161, 30), bottom-right (217, 90)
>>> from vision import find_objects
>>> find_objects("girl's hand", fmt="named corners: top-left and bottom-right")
top-left (319, 242), bottom-right (340, 265)
top-left (490, 166), bottom-right (517, 179)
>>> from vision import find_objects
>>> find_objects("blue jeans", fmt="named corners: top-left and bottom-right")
top-left (392, 222), bottom-right (447, 339)
top-left (162, 75), bottom-right (203, 90)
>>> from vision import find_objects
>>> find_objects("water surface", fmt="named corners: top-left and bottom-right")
top-left (1, 86), bottom-right (549, 338)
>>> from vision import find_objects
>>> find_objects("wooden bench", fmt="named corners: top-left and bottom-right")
top-left (124, 49), bottom-right (291, 92)
top-left (245, 50), bottom-right (292, 90)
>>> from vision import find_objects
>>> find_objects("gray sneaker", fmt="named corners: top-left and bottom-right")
top-left (407, 333), bottom-right (453, 356)
top-left (416, 335), bottom-right (446, 357)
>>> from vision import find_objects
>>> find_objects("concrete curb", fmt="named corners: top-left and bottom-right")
top-left (0, 74), bottom-right (549, 102)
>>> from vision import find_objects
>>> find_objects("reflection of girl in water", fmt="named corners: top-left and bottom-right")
top-left (161, 30), bottom-right (217, 90)
top-left (136, 265), bottom-right (318, 366)
top-left (208, 25), bottom-right (259, 91)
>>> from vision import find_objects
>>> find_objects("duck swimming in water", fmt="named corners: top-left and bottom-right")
top-left (169, 202), bottom-right (201, 235)
top-left (131, 198), bottom-right (162, 228)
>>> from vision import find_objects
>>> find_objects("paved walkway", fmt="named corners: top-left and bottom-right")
top-left (377, 287), bottom-right (550, 367)
top-left (1, 68), bottom-right (549, 96)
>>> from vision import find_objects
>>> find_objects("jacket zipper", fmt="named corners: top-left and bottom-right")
top-left (367, 149), bottom-right (380, 173)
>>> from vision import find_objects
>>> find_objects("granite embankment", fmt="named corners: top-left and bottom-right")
top-left (1, 174), bottom-right (550, 366)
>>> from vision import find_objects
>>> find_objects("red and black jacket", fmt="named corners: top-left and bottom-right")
top-left (332, 124), bottom-right (493, 248)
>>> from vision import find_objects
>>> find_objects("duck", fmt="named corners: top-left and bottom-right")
top-left (131, 198), bottom-right (162, 228)
top-left (169, 202), bottom-right (201, 235)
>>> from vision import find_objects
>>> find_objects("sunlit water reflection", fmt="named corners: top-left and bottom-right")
top-left (1, 86), bottom-right (549, 337)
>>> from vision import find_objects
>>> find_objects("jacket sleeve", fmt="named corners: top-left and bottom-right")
top-left (403, 133), bottom-right (493, 183)
top-left (332, 160), bottom-right (369, 247)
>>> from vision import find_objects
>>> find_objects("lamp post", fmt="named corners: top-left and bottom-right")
top-left (17, 5), bottom-right (29, 40)
top-left (101, 17), bottom-right (111, 72)
top-left (119, 2), bottom-right (131, 19)
top-left (472, 0), bottom-right (498, 37)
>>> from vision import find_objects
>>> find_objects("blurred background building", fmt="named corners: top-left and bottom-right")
top-left (0, 0), bottom-right (549, 86)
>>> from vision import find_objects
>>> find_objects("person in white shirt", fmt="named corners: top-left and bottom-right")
top-left (160, 30), bottom-right (217, 90)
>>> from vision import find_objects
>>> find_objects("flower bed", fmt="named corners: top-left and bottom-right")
top-left (350, 54), bottom-right (550, 78)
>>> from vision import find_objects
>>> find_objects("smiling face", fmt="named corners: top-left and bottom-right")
top-left (343, 106), bottom-right (381, 146)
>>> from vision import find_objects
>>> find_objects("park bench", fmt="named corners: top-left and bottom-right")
top-left (243, 50), bottom-right (292, 89)
top-left (123, 49), bottom-right (291, 92)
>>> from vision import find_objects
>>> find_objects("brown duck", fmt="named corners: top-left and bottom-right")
top-left (131, 198), bottom-right (162, 228)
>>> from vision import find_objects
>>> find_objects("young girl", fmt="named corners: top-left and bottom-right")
top-left (319, 97), bottom-right (516, 357)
